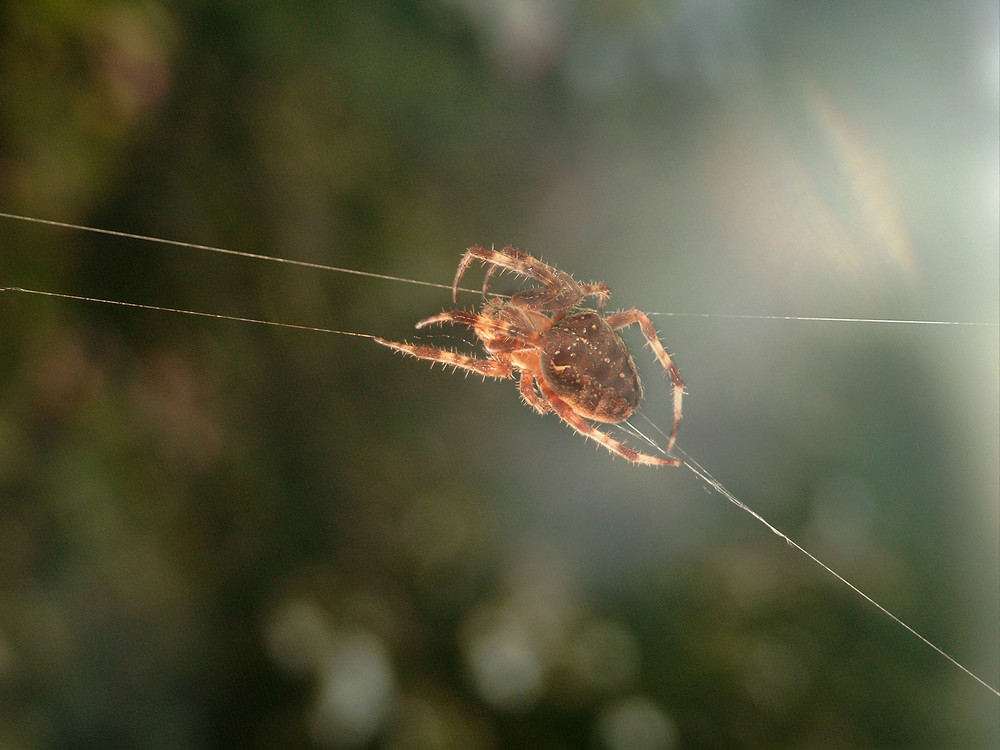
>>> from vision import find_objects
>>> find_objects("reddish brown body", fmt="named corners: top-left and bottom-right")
top-left (540, 312), bottom-right (641, 423)
top-left (376, 246), bottom-right (683, 466)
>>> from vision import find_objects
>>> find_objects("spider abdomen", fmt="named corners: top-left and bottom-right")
top-left (540, 313), bottom-right (642, 423)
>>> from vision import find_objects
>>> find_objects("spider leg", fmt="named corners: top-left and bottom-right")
top-left (453, 246), bottom-right (610, 314)
top-left (480, 262), bottom-right (611, 309)
top-left (582, 282), bottom-right (611, 310)
top-left (415, 309), bottom-right (545, 350)
top-left (535, 379), bottom-right (682, 466)
top-left (518, 371), bottom-right (551, 415)
top-left (603, 309), bottom-right (683, 454)
top-left (374, 338), bottom-right (514, 379)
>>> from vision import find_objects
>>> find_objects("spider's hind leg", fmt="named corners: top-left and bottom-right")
top-left (535, 379), bottom-right (681, 467)
top-left (604, 309), bottom-right (684, 454)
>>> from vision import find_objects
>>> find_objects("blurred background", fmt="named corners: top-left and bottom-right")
top-left (1, 1), bottom-right (997, 748)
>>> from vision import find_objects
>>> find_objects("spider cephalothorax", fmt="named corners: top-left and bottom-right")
top-left (376, 246), bottom-right (683, 466)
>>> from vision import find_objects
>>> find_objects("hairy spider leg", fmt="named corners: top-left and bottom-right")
top-left (414, 309), bottom-right (545, 350)
top-left (603, 309), bottom-right (684, 454)
top-left (534, 378), bottom-right (682, 466)
top-left (376, 305), bottom-right (547, 381)
top-left (518, 370), bottom-right (551, 415)
top-left (374, 338), bottom-right (515, 379)
top-left (482, 263), bottom-right (611, 312)
top-left (453, 246), bottom-right (610, 314)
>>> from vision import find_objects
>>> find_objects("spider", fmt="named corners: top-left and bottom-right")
top-left (375, 246), bottom-right (683, 466)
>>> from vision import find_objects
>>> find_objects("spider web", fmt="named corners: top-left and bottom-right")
top-left (2, 3), bottom-right (998, 748)
top-left (2, 212), bottom-right (997, 703)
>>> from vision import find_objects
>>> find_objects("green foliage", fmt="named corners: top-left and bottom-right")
top-left (1, 2), bottom-right (996, 749)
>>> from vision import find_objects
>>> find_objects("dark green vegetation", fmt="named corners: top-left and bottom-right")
top-left (1, 2), bottom-right (997, 748)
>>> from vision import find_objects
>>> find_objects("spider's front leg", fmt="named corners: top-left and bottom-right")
top-left (414, 309), bottom-right (544, 349)
top-left (376, 307), bottom-right (540, 379)
top-left (453, 246), bottom-right (610, 313)
top-left (374, 337), bottom-right (515, 379)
